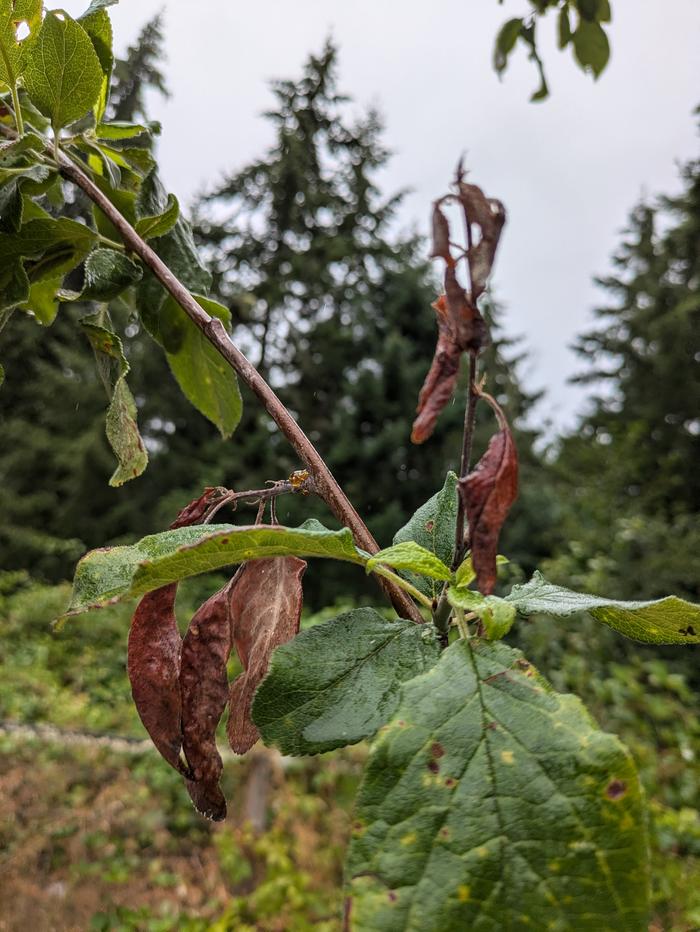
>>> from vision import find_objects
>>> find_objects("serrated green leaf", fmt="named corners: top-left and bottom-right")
top-left (147, 294), bottom-right (242, 438)
top-left (572, 19), bottom-right (610, 78)
top-left (345, 639), bottom-right (650, 931)
top-left (506, 571), bottom-right (700, 645)
top-left (23, 11), bottom-right (103, 132)
top-left (134, 192), bottom-right (179, 239)
top-left (81, 247), bottom-right (142, 300)
top-left (79, 6), bottom-right (114, 120)
top-left (80, 311), bottom-right (148, 487)
top-left (66, 522), bottom-right (367, 616)
top-left (393, 472), bottom-right (458, 600)
top-left (0, 0), bottom-right (40, 91)
top-left (367, 542), bottom-right (451, 584)
top-left (252, 608), bottom-right (441, 756)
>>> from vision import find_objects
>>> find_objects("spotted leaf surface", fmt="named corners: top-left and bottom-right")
top-left (345, 639), bottom-right (650, 931)
top-left (65, 521), bottom-right (366, 616)
top-left (506, 571), bottom-right (700, 645)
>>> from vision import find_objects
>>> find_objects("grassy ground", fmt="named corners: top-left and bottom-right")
top-left (1, 571), bottom-right (698, 930)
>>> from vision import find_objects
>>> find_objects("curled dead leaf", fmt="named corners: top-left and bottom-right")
top-left (411, 298), bottom-right (461, 445)
top-left (127, 488), bottom-right (227, 778)
top-left (180, 580), bottom-right (236, 821)
top-left (227, 557), bottom-right (307, 754)
top-left (459, 394), bottom-right (518, 594)
top-left (456, 181), bottom-right (506, 301)
top-left (430, 201), bottom-right (453, 265)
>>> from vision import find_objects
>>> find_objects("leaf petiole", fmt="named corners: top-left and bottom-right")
top-left (369, 565), bottom-right (433, 611)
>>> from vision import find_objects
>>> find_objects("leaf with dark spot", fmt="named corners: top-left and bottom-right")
top-left (459, 394), bottom-right (518, 594)
top-left (180, 579), bottom-right (236, 821)
top-left (127, 488), bottom-right (226, 778)
top-left (456, 181), bottom-right (506, 300)
top-left (227, 557), bottom-right (306, 754)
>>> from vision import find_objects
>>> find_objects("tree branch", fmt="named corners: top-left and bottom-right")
top-left (57, 152), bottom-right (423, 624)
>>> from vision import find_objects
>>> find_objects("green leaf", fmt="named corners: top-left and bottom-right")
top-left (393, 472), bottom-right (458, 599)
top-left (520, 21), bottom-right (550, 101)
top-left (95, 120), bottom-right (149, 140)
top-left (81, 247), bottom-right (142, 300)
top-left (151, 294), bottom-right (242, 438)
top-left (454, 553), bottom-right (507, 588)
top-left (66, 521), bottom-right (367, 616)
top-left (506, 571), bottom-right (700, 645)
top-left (572, 19), bottom-right (610, 78)
top-left (367, 542), bottom-right (452, 584)
top-left (493, 17), bottom-right (523, 73)
top-left (79, 6), bottom-right (114, 120)
top-left (447, 587), bottom-right (517, 640)
top-left (20, 275), bottom-right (62, 325)
top-left (134, 192), bottom-right (179, 240)
top-left (0, 257), bottom-right (29, 310)
top-left (558, 6), bottom-right (573, 48)
top-left (0, 217), bottom-right (96, 284)
top-left (252, 608), bottom-right (440, 756)
top-left (345, 639), bottom-right (650, 930)
top-left (23, 11), bottom-right (104, 131)
top-left (0, 0), bottom-right (40, 91)
top-left (80, 311), bottom-right (148, 487)
top-left (135, 168), bottom-right (211, 307)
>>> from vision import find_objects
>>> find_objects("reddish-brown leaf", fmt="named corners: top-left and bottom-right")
top-left (227, 557), bottom-right (307, 754)
top-left (456, 181), bottom-right (506, 300)
top-left (411, 298), bottom-right (461, 445)
top-left (180, 579), bottom-right (236, 821)
top-left (444, 265), bottom-right (488, 353)
top-left (459, 397), bottom-right (518, 594)
top-left (127, 488), bottom-right (227, 778)
top-left (429, 201), bottom-right (454, 265)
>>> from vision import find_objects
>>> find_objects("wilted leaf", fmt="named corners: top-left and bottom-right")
top-left (66, 521), bottom-right (366, 616)
top-left (429, 201), bottom-right (453, 264)
top-left (411, 297), bottom-right (462, 445)
top-left (127, 488), bottom-right (226, 777)
top-left (80, 311), bottom-right (148, 486)
top-left (23, 11), bottom-right (103, 131)
top-left (227, 557), bottom-right (306, 754)
top-left (459, 394), bottom-right (518, 594)
top-left (455, 182), bottom-right (506, 301)
top-left (392, 472), bottom-right (458, 599)
top-left (181, 581), bottom-right (235, 821)
top-left (253, 608), bottom-right (440, 756)
top-left (345, 639), bottom-right (650, 930)
top-left (506, 571), bottom-right (700, 645)
top-left (444, 265), bottom-right (488, 351)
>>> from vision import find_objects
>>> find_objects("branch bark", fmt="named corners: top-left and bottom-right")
top-left (57, 153), bottom-right (423, 623)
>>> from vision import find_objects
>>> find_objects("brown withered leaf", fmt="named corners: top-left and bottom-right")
top-left (456, 181), bottom-right (506, 301)
top-left (429, 201), bottom-right (454, 265)
top-left (458, 394), bottom-right (518, 595)
top-left (127, 487), bottom-right (227, 778)
top-left (227, 557), bottom-right (307, 754)
top-left (180, 579), bottom-right (237, 821)
top-left (444, 265), bottom-right (488, 353)
top-left (411, 296), bottom-right (461, 445)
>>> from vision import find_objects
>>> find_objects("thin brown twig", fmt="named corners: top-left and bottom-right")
top-left (51, 149), bottom-right (422, 623)
top-left (453, 351), bottom-right (479, 569)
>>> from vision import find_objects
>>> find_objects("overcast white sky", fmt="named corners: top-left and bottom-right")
top-left (65, 0), bottom-right (700, 431)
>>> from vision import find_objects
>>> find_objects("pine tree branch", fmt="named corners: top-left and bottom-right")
top-left (56, 151), bottom-right (423, 624)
